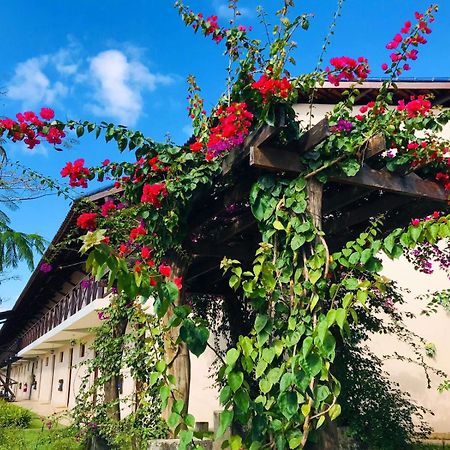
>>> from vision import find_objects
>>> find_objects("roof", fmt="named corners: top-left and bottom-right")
top-left (298, 78), bottom-right (450, 106)
top-left (0, 186), bottom-right (120, 361)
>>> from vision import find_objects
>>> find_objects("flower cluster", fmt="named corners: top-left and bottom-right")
top-left (397, 95), bottom-right (431, 118)
top-left (192, 102), bottom-right (253, 159)
top-left (251, 74), bottom-right (292, 103)
top-left (325, 56), bottom-right (370, 86)
top-left (0, 108), bottom-right (65, 149)
top-left (60, 159), bottom-right (91, 188)
top-left (141, 182), bottom-right (168, 208)
top-left (101, 199), bottom-right (117, 217)
top-left (77, 213), bottom-right (97, 231)
top-left (39, 262), bottom-right (53, 273)
top-left (178, 6), bottom-right (225, 44)
top-left (382, 7), bottom-right (436, 75)
top-left (331, 119), bottom-right (353, 133)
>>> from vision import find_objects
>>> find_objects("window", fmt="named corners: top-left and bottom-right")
top-left (59, 351), bottom-right (64, 363)
top-left (45, 357), bottom-right (49, 367)
top-left (80, 343), bottom-right (86, 358)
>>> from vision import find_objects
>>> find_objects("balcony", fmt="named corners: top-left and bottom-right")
top-left (18, 280), bottom-right (108, 354)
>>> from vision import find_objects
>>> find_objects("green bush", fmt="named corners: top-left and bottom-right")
top-left (0, 400), bottom-right (32, 428)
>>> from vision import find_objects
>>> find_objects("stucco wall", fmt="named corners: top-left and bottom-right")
top-left (294, 102), bottom-right (450, 433)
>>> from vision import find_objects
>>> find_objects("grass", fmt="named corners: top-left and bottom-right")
top-left (0, 409), bottom-right (82, 450)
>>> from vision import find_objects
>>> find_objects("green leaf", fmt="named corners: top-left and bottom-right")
top-left (341, 158), bottom-right (360, 176)
top-left (335, 308), bottom-right (346, 330)
top-left (226, 348), bottom-right (240, 367)
top-left (255, 314), bottom-right (268, 333)
top-left (273, 220), bottom-right (285, 230)
top-left (179, 430), bottom-right (194, 450)
top-left (76, 125), bottom-right (84, 137)
top-left (309, 269), bottom-right (322, 285)
top-left (220, 386), bottom-right (233, 405)
top-left (217, 410), bottom-right (233, 438)
top-left (230, 435), bottom-right (243, 450)
top-left (329, 403), bottom-right (342, 420)
top-left (185, 413), bottom-right (195, 428)
top-left (259, 378), bottom-right (273, 394)
top-left (288, 432), bottom-right (303, 449)
top-left (278, 391), bottom-right (298, 419)
top-left (316, 415), bottom-right (326, 429)
top-left (291, 234), bottom-right (306, 251)
top-left (179, 320), bottom-right (209, 357)
top-left (234, 388), bottom-right (250, 412)
top-left (255, 359), bottom-right (268, 379)
top-left (167, 412), bottom-right (181, 429)
top-left (159, 385), bottom-right (170, 409)
top-left (228, 371), bottom-right (244, 392)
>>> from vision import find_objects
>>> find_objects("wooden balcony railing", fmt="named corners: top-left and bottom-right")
top-left (19, 280), bottom-right (107, 350)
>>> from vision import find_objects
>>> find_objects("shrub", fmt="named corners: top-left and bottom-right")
top-left (0, 400), bottom-right (32, 428)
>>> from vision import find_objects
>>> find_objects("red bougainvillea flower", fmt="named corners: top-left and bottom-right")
top-left (205, 102), bottom-right (253, 157)
top-left (141, 246), bottom-right (152, 259)
top-left (159, 264), bottom-right (171, 277)
top-left (134, 260), bottom-right (142, 273)
top-left (77, 212), bottom-right (97, 231)
top-left (174, 276), bottom-right (183, 290)
top-left (190, 141), bottom-right (203, 152)
top-left (129, 225), bottom-right (147, 241)
top-left (252, 75), bottom-right (292, 102)
top-left (119, 243), bottom-right (129, 255)
top-left (141, 182), bottom-right (168, 208)
top-left (102, 159), bottom-right (110, 166)
top-left (101, 199), bottom-right (116, 217)
top-left (149, 276), bottom-right (158, 287)
top-left (39, 108), bottom-right (55, 121)
top-left (45, 126), bottom-right (66, 145)
top-left (61, 159), bottom-right (91, 188)
top-left (411, 218), bottom-right (420, 227)
top-left (325, 56), bottom-right (370, 86)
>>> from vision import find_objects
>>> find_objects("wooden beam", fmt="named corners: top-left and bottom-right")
top-left (361, 133), bottom-right (386, 160)
top-left (329, 166), bottom-right (448, 203)
top-left (250, 145), bottom-right (302, 173)
top-left (323, 186), bottom-right (371, 214)
top-left (326, 193), bottom-right (412, 234)
top-left (217, 212), bottom-right (256, 244)
top-left (285, 118), bottom-right (331, 154)
top-left (222, 124), bottom-right (278, 175)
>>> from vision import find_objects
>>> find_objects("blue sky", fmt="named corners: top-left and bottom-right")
top-left (0, 0), bottom-right (449, 308)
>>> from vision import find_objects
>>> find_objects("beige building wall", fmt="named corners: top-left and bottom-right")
top-left (294, 102), bottom-right (450, 433)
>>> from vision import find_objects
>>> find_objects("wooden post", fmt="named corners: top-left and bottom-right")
top-left (103, 315), bottom-right (128, 421)
top-left (161, 256), bottom-right (191, 429)
top-left (304, 178), bottom-right (341, 449)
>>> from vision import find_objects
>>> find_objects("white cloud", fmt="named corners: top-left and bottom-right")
top-left (88, 49), bottom-right (173, 126)
top-left (7, 56), bottom-right (68, 107)
top-left (54, 48), bottom-right (79, 76)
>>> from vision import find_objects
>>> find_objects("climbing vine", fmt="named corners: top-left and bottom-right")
top-left (1, 2), bottom-right (449, 449)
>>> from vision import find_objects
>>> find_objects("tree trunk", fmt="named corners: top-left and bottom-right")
top-left (103, 315), bottom-right (128, 422)
top-left (161, 256), bottom-right (190, 429)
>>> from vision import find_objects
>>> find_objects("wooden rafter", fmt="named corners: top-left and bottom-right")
top-left (330, 166), bottom-right (447, 203)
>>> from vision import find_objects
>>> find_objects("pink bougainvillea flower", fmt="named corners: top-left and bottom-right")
top-left (411, 218), bottom-right (420, 227)
top-left (39, 108), bottom-right (55, 121)
top-left (39, 262), bottom-right (53, 273)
